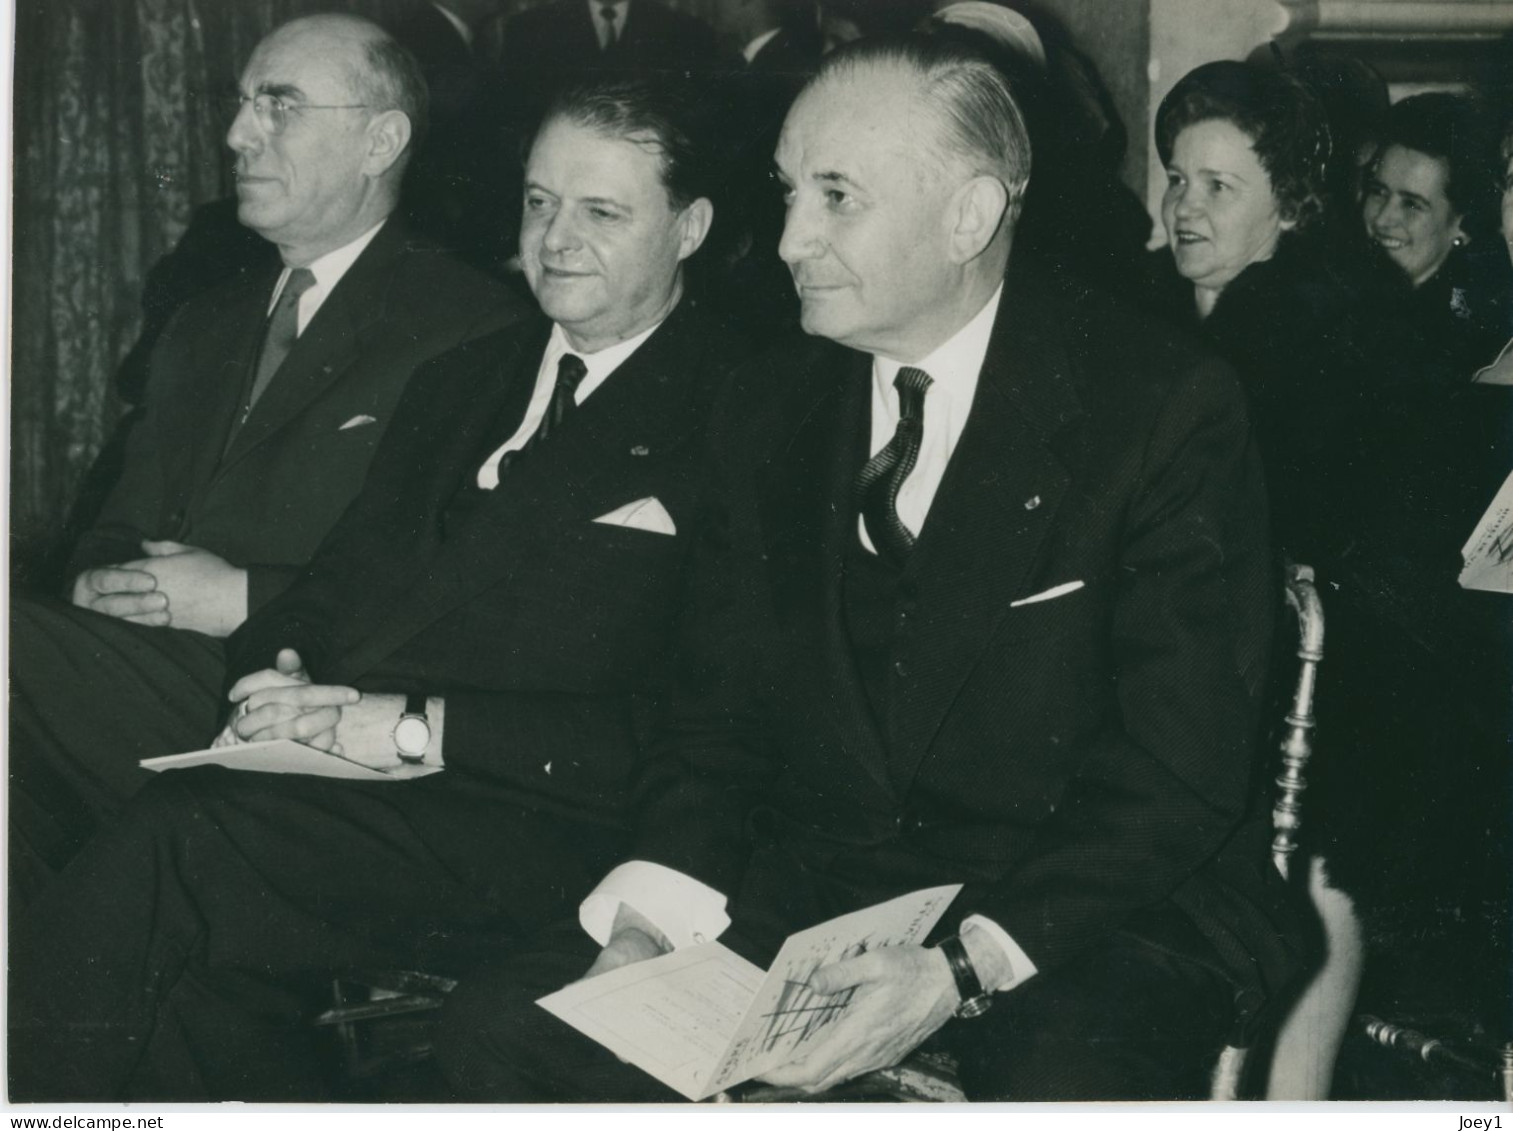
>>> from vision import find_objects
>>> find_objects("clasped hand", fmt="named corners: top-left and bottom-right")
top-left (71, 540), bottom-right (248, 637)
top-left (218, 648), bottom-right (419, 772)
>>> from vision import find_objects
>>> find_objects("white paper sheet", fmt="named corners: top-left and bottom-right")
top-left (140, 739), bottom-right (441, 781)
top-left (1460, 468), bottom-right (1513, 594)
top-left (538, 883), bottom-right (962, 1100)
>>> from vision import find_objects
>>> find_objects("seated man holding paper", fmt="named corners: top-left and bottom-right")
top-left (435, 35), bottom-right (1306, 1102)
top-left (9, 75), bottom-right (749, 1101)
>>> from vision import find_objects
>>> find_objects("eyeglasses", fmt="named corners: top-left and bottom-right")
top-left (226, 92), bottom-right (369, 136)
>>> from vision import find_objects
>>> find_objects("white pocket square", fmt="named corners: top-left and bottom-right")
top-left (592, 497), bottom-right (676, 536)
top-left (338, 414), bottom-right (378, 431)
top-left (1009, 580), bottom-right (1084, 608)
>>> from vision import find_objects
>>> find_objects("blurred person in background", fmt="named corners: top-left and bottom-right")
top-left (1360, 92), bottom-right (1508, 382)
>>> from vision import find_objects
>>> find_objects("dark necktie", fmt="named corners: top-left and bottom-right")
top-left (496, 352), bottom-right (588, 480)
top-left (853, 366), bottom-right (933, 565)
top-left (600, 4), bottom-right (619, 49)
top-left (246, 267), bottom-right (317, 416)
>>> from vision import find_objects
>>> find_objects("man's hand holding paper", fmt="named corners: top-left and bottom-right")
top-left (755, 943), bottom-right (958, 1093)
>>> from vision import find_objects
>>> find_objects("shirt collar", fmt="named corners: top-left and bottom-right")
top-left (543, 314), bottom-right (664, 391)
top-left (743, 27), bottom-right (781, 62)
top-left (872, 282), bottom-right (1003, 400)
top-left (270, 219), bottom-right (386, 311)
top-left (298, 219), bottom-right (386, 293)
top-left (589, 1), bottom-right (629, 27)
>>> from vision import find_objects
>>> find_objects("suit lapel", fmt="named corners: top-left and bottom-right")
top-left (888, 268), bottom-right (1085, 792)
top-left (162, 265), bottom-right (281, 511)
top-left (757, 344), bottom-right (895, 798)
top-left (332, 304), bottom-right (713, 682)
top-left (217, 221), bottom-right (410, 474)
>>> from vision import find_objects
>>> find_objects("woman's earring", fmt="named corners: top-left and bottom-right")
top-left (1453, 236), bottom-right (1466, 248)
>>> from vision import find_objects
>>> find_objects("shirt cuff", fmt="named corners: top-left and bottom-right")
top-left (579, 860), bottom-right (731, 950)
top-left (961, 913), bottom-right (1039, 992)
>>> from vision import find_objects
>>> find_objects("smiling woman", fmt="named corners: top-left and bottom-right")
top-left (1143, 60), bottom-right (1376, 568)
top-left (1358, 93), bottom-right (1508, 381)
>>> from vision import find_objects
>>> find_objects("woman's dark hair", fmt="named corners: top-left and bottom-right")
top-left (1156, 60), bottom-right (1331, 232)
top-left (1370, 92), bottom-right (1499, 234)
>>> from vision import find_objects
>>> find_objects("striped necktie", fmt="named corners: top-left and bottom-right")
top-left (853, 366), bottom-right (933, 565)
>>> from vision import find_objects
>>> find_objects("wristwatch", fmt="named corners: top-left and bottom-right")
top-left (937, 934), bottom-right (994, 1019)
top-left (392, 693), bottom-right (431, 763)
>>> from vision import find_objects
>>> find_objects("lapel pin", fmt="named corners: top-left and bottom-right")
top-left (630, 445), bottom-right (650, 456)
top-left (1024, 495), bottom-right (1041, 511)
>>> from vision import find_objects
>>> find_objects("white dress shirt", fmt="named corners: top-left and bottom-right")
top-left (590, 0), bottom-right (629, 49)
top-left (265, 220), bottom-right (386, 336)
top-left (476, 319), bottom-right (662, 489)
top-left (582, 282), bottom-right (1039, 993)
top-left (858, 282), bottom-right (1001, 554)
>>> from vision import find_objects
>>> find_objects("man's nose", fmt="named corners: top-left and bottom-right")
top-left (226, 99), bottom-right (262, 154)
top-left (540, 207), bottom-right (579, 254)
top-left (778, 200), bottom-right (821, 264)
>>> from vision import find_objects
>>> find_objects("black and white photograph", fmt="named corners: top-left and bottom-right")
top-left (5, 0), bottom-right (1512, 1112)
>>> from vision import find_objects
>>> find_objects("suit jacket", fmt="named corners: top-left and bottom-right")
top-left (224, 299), bottom-right (746, 825)
top-left (68, 219), bottom-right (522, 614)
top-left (501, 0), bottom-right (724, 83)
top-left (628, 261), bottom-right (1305, 1011)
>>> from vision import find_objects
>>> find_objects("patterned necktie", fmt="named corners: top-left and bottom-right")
top-left (496, 352), bottom-right (588, 480)
top-left (246, 267), bottom-right (317, 416)
top-left (600, 4), bottom-right (619, 49)
top-left (853, 366), bottom-right (933, 565)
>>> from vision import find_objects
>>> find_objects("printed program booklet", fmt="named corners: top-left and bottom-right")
top-left (537, 883), bottom-right (962, 1101)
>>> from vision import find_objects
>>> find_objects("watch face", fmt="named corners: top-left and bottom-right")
top-left (394, 716), bottom-right (430, 757)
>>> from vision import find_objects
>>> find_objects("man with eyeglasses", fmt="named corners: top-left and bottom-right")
top-left (9, 13), bottom-right (523, 901)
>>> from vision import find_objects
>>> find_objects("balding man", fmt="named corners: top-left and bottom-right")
top-left (438, 35), bottom-right (1304, 1102)
top-left (9, 14), bottom-right (523, 900)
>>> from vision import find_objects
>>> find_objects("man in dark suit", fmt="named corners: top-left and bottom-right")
top-left (9, 75), bottom-right (749, 1102)
top-left (501, 0), bottom-right (723, 86)
top-left (9, 13), bottom-right (523, 900)
top-left (390, 1), bottom-right (519, 273)
top-left (435, 36), bottom-right (1304, 1102)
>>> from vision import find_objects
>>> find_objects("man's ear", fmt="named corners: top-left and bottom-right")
top-left (363, 110), bottom-right (413, 177)
top-left (675, 197), bottom-right (715, 262)
top-left (948, 175), bottom-right (1010, 264)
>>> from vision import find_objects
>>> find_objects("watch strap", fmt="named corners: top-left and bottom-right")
top-left (403, 692), bottom-right (427, 719)
top-left (939, 934), bottom-right (993, 1018)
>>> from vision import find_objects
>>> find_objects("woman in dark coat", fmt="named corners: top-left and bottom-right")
top-left (1360, 93), bottom-right (1509, 386)
top-left (1150, 60), bottom-right (1373, 566)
